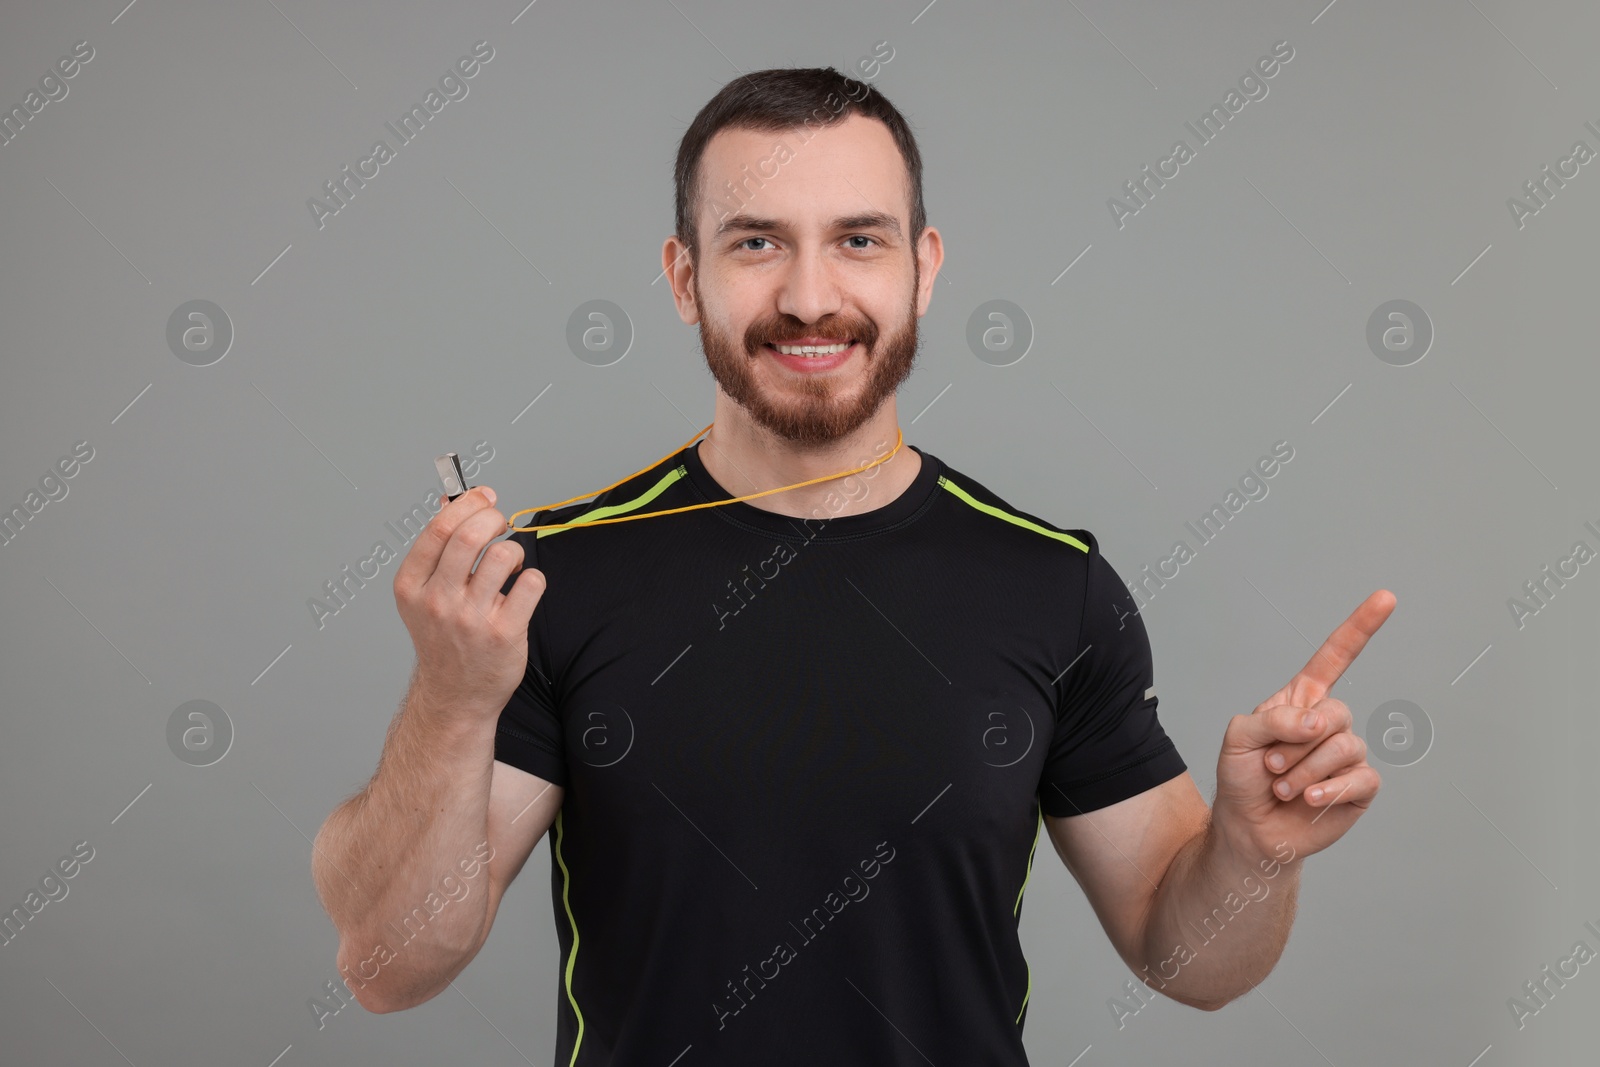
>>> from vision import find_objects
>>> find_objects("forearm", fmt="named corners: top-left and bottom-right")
top-left (312, 667), bottom-right (500, 1006)
top-left (1134, 823), bottom-right (1303, 1010)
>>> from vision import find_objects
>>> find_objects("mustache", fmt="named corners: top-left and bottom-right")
top-left (749, 323), bottom-right (877, 348)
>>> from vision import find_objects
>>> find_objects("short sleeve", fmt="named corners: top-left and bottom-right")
top-left (1039, 536), bottom-right (1186, 817)
top-left (492, 519), bottom-right (567, 787)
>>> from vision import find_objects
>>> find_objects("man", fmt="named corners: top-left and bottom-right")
top-left (312, 67), bottom-right (1395, 1064)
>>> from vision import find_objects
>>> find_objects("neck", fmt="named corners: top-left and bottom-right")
top-left (697, 394), bottom-right (921, 520)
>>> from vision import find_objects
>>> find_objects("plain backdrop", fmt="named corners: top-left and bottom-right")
top-left (1, 0), bottom-right (1596, 1064)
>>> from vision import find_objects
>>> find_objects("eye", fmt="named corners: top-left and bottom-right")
top-left (739, 237), bottom-right (773, 252)
top-left (846, 235), bottom-right (878, 249)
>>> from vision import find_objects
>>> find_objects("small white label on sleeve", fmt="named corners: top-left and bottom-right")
top-left (1144, 686), bottom-right (1156, 701)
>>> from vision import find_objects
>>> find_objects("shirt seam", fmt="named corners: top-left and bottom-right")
top-left (1056, 539), bottom-right (1095, 725)
top-left (496, 720), bottom-right (549, 749)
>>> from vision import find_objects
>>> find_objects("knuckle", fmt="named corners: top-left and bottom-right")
top-left (1325, 732), bottom-right (1357, 762)
top-left (424, 516), bottom-right (454, 547)
top-left (469, 507), bottom-right (504, 534)
top-left (422, 589), bottom-right (454, 620)
top-left (487, 540), bottom-right (523, 565)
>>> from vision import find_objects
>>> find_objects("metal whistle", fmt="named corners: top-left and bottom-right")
top-left (434, 452), bottom-right (470, 501)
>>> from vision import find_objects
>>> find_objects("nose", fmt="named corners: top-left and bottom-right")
top-left (774, 245), bottom-right (845, 327)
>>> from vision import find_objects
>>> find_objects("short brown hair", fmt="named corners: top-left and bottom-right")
top-left (673, 67), bottom-right (926, 263)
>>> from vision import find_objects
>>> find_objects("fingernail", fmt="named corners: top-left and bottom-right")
top-left (1268, 753), bottom-right (1285, 771)
top-left (1302, 711), bottom-right (1318, 729)
top-left (1276, 780), bottom-right (1292, 798)
top-left (1308, 787), bottom-right (1324, 802)
top-left (482, 487), bottom-right (496, 505)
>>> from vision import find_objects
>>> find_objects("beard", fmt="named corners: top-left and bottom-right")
top-left (693, 264), bottom-right (921, 447)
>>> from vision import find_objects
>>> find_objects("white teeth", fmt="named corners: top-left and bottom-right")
top-left (773, 342), bottom-right (850, 356)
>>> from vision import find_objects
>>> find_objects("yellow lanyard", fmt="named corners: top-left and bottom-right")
top-left (505, 422), bottom-right (906, 533)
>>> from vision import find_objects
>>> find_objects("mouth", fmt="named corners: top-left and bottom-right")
top-left (761, 339), bottom-right (858, 372)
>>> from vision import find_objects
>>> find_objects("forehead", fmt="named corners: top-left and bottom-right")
top-left (699, 112), bottom-right (908, 233)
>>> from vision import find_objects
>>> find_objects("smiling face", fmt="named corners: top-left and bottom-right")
top-left (668, 113), bottom-right (940, 447)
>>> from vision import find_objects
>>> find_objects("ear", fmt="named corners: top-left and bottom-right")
top-left (662, 236), bottom-right (700, 325)
top-left (914, 225), bottom-right (944, 317)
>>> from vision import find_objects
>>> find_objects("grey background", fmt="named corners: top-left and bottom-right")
top-left (1, 0), bottom-right (1595, 1063)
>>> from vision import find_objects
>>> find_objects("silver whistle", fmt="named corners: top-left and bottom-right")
top-left (434, 452), bottom-right (470, 501)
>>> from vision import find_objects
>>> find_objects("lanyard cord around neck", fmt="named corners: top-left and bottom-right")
top-left (503, 422), bottom-right (906, 534)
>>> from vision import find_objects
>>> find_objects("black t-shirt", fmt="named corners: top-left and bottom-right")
top-left (493, 438), bottom-right (1187, 1065)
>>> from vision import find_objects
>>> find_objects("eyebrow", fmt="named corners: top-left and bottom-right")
top-left (713, 211), bottom-right (903, 242)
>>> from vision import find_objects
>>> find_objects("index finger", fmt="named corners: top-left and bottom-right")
top-left (393, 486), bottom-right (499, 591)
top-left (1287, 588), bottom-right (1397, 706)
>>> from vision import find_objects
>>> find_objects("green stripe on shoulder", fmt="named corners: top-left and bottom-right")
top-left (937, 476), bottom-right (1089, 552)
top-left (536, 463), bottom-right (688, 539)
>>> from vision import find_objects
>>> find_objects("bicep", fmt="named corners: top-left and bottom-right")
top-left (1044, 772), bottom-right (1209, 969)
top-left (479, 759), bottom-right (564, 938)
